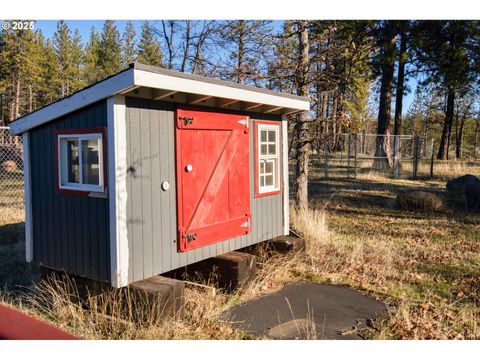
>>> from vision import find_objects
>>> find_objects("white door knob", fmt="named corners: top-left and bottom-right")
top-left (161, 181), bottom-right (170, 191)
top-left (185, 164), bottom-right (193, 172)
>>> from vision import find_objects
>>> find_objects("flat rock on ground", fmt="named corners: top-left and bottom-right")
top-left (222, 282), bottom-right (386, 340)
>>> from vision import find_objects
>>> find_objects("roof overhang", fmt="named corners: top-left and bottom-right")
top-left (10, 63), bottom-right (310, 135)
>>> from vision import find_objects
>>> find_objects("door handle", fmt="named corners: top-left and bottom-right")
top-left (185, 164), bottom-right (193, 172)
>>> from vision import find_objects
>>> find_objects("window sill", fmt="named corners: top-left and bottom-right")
top-left (255, 188), bottom-right (281, 198)
top-left (57, 187), bottom-right (107, 198)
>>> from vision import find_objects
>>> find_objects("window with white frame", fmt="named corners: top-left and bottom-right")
top-left (257, 123), bottom-right (280, 195)
top-left (57, 132), bottom-right (104, 193)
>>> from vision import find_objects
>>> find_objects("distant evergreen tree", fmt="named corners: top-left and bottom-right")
top-left (412, 20), bottom-right (480, 159)
top-left (71, 29), bottom-right (85, 92)
top-left (53, 21), bottom-right (84, 96)
top-left (0, 22), bottom-right (42, 121)
top-left (38, 37), bottom-right (61, 105)
top-left (137, 21), bottom-right (163, 67)
top-left (98, 20), bottom-right (122, 78)
top-left (122, 20), bottom-right (137, 67)
top-left (84, 27), bottom-right (102, 84)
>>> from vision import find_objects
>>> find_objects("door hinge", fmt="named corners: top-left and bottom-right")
top-left (179, 116), bottom-right (194, 125)
top-left (183, 232), bottom-right (197, 243)
top-left (238, 117), bottom-right (249, 133)
top-left (240, 216), bottom-right (251, 229)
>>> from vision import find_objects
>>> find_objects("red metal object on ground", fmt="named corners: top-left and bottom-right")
top-left (0, 303), bottom-right (79, 340)
top-left (176, 108), bottom-right (251, 252)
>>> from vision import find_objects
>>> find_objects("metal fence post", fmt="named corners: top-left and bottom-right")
top-left (413, 135), bottom-right (420, 180)
top-left (353, 133), bottom-right (357, 179)
top-left (393, 135), bottom-right (400, 179)
top-left (324, 140), bottom-right (329, 179)
top-left (347, 134), bottom-right (351, 178)
top-left (430, 138), bottom-right (435, 178)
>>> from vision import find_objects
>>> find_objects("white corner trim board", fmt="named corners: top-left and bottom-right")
top-left (107, 95), bottom-right (129, 288)
top-left (23, 132), bottom-right (33, 262)
top-left (282, 118), bottom-right (290, 236)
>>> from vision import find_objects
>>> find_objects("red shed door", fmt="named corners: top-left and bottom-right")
top-left (176, 108), bottom-right (251, 252)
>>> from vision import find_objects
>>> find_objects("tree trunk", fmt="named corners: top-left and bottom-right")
top-left (28, 84), bottom-right (33, 113)
top-left (474, 122), bottom-right (479, 159)
top-left (437, 89), bottom-right (455, 160)
top-left (394, 29), bottom-right (407, 136)
top-left (236, 21), bottom-right (245, 84)
top-left (294, 21), bottom-right (310, 210)
top-left (374, 22), bottom-right (396, 169)
top-left (331, 95), bottom-right (338, 149)
top-left (14, 76), bottom-right (21, 120)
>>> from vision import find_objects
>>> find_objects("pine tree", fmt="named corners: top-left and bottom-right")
top-left (413, 20), bottom-right (480, 159)
top-left (53, 21), bottom-right (84, 97)
top-left (122, 20), bottom-right (137, 66)
top-left (0, 22), bottom-right (41, 121)
top-left (70, 29), bottom-right (85, 92)
top-left (38, 37), bottom-right (61, 105)
top-left (372, 20), bottom-right (398, 168)
top-left (137, 21), bottom-right (163, 67)
top-left (267, 21), bottom-right (297, 93)
top-left (84, 27), bottom-right (102, 84)
top-left (216, 20), bottom-right (273, 85)
top-left (98, 20), bottom-right (122, 78)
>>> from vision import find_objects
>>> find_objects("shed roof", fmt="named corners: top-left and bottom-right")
top-left (10, 62), bottom-right (310, 135)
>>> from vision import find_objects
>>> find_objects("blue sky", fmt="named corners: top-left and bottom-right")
top-left (35, 20), bottom-right (416, 115)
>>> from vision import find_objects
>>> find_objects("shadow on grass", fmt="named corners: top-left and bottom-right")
top-left (0, 221), bottom-right (38, 291)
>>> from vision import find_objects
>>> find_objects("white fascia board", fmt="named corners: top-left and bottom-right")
top-left (134, 69), bottom-right (310, 112)
top-left (10, 69), bottom-right (135, 135)
top-left (107, 95), bottom-right (129, 288)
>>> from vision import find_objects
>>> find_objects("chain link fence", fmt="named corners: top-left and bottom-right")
top-left (310, 133), bottom-right (435, 180)
top-left (0, 126), bottom-right (24, 224)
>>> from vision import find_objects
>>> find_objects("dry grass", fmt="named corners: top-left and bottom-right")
top-left (1, 164), bottom-right (479, 339)
top-left (305, 176), bottom-right (480, 339)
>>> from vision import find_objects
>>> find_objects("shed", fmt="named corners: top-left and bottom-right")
top-left (10, 63), bottom-right (310, 288)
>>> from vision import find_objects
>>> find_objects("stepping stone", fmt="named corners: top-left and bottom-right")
top-left (221, 282), bottom-right (386, 340)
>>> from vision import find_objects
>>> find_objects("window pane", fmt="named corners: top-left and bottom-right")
top-left (265, 174), bottom-right (274, 186)
top-left (66, 139), bottom-right (80, 183)
top-left (82, 139), bottom-right (100, 185)
top-left (261, 130), bottom-right (267, 142)
top-left (268, 130), bottom-right (276, 142)
top-left (260, 176), bottom-right (265, 187)
top-left (260, 161), bottom-right (265, 174)
top-left (261, 144), bottom-right (267, 155)
top-left (268, 144), bottom-right (276, 155)
top-left (265, 161), bottom-right (273, 174)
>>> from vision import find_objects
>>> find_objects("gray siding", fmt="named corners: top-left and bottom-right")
top-left (30, 101), bottom-right (110, 282)
top-left (125, 97), bottom-right (284, 283)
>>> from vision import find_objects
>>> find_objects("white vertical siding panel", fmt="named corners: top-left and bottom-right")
top-left (281, 118), bottom-right (289, 235)
top-left (108, 95), bottom-right (129, 288)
